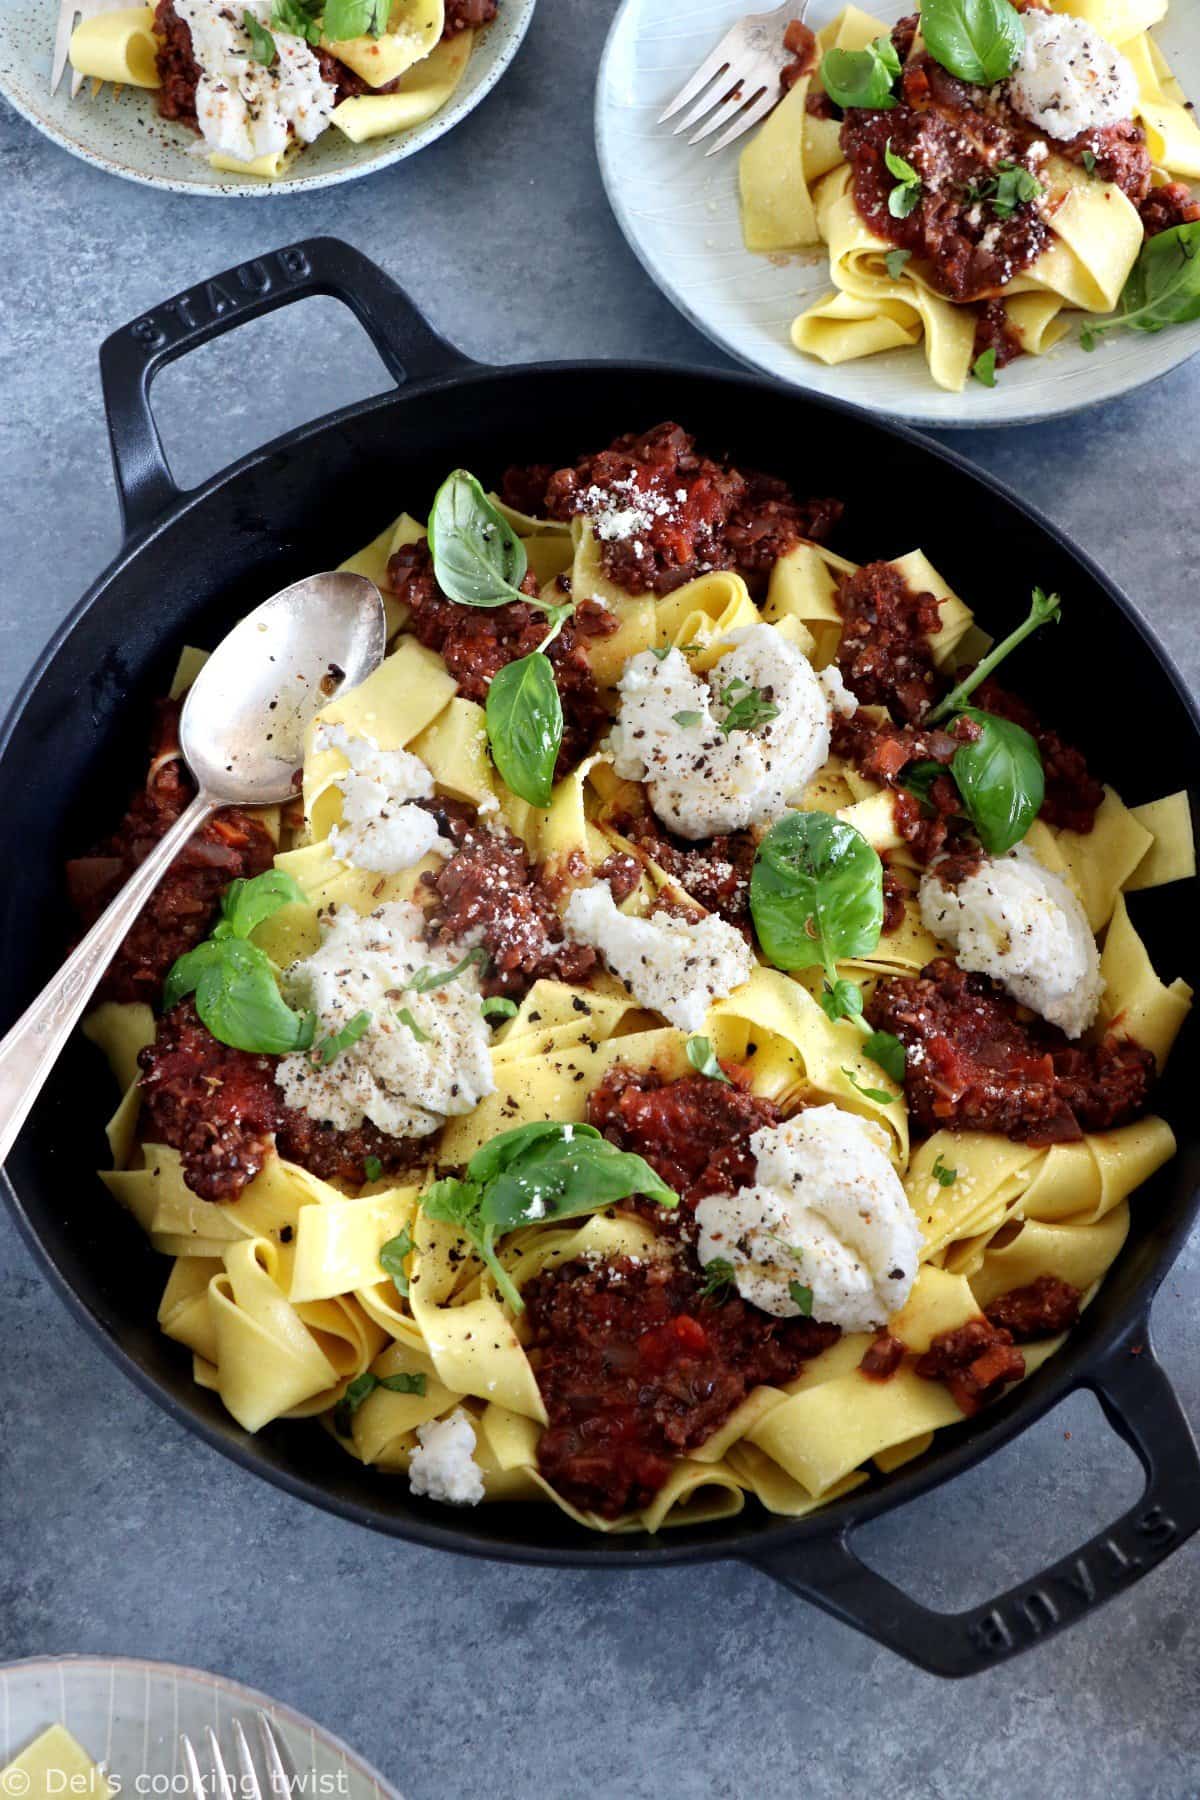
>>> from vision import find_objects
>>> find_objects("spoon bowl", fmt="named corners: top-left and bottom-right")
top-left (181, 572), bottom-right (388, 806)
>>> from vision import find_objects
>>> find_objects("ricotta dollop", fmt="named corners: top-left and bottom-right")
top-left (695, 1107), bottom-right (921, 1331)
top-left (918, 844), bottom-right (1103, 1038)
top-left (174, 0), bottom-right (337, 165)
top-left (562, 884), bottom-right (755, 1033)
top-left (274, 903), bottom-right (495, 1137)
top-left (609, 625), bottom-right (853, 840)
top-left (1008, 12), bottom-right (1137, 142)
top-left (408, 1409), bottom-right (485, 1506)
top-left (318, 724), bottom-right (449, 875)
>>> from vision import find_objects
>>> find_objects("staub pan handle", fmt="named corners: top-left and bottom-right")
top-left (98, 237), bottom-right (474, 540)
top-left (747, 1329), bottom-right (1200, 1676)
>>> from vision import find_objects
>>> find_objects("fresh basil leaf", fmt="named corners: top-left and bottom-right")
top-left (751, 812), bottom-right (884, 981)
top-left (928, 586), bottom-right (1061, 723)
top-left (1082, 221), bottom-right (1200, 345)
top-left (242, 9), bottom-right (277, 62)
top-left (317, 1009), bottom-right (372, 1066)
top-left (322, 0), bottom-right (387, 39)
top-left (1081, 150), bottom-right (1096, 174)
top-left (485, 650), bottom-right (562, 809)
top-left (952, 709), bottom-right (1044, 855)
top-left (989, 162), bottom-right (1043, 218)
top-left (333, 1370), bottom-right (377, 1436)
top-left (863, 1029), bottom-right (906, 1083)
top-left (819, 35), bottom-right (899, 110)
top-left (673, 710), bottom-right (703, 728)
top-left (932, 1154), bottom-right (957, 1187)
top-left (788, 1280), bottom-right (815, 1316)
top-left (884, 247), bottom-right (912, 278)
top-left (480, 1135), bottom-right (678, 1234)
top-left (889, 183), bottom-right (922, 219)
top-left (686, 1035), bottom-right (731, 1083)
top-left (481, 996), bottom-right (519, 1020)
top-left (885, 143), bottom-right (919, 186)
top-left (466, 1121), bottom-right (601, 1187)
top-left (166, 936), bottom-right (315, 1054)
top-left (396, 1006), bottom-right (430, 1042)
top-left (428, 469), bottom-right (529, 608)
top-left (920, 0), bottom-right (1023, 84)
top-left (422, 1176), bottom-right (483, 1229)
top-left (820, 977), bottom-right (865, 1024)
top-left (900, 759), bottom-right (951, 811)
top-left (215, 868), bottom-right (308, 941)
top-left (363, 1155), bottom-right (383, 1183)
top-left (972, 347), bottom-right (998, 387)
top-left (380, 1370), bottom-right (426, 1395)
top-left (408, 946), bottom-right (489, 992)
top-left (699, 1257), bottom-right (737, 1297)
top-left (843, 1067), bottom-right (896, 1105)
top-left (379, 1227), bottom-right (414, 1295)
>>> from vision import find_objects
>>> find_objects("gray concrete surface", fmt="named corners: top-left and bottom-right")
top-left (1, 1), bottom-right (1199, 1794)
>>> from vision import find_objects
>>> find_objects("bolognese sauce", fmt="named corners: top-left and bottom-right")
top-left (587, 1063), bottom-right (780, 1212)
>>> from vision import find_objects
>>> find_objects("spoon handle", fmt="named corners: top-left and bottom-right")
top-left (0, 790), bottom-right (215, 1168)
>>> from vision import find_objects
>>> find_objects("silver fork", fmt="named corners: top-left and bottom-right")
top-left (181, 1713), bottom-right (301, 1800)
top-left (51, 0), bottom-right (138, 100)
top-left (658, 0), bottom-right (808, 155)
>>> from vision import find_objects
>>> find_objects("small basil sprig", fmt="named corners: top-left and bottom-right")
top-left (270, 0), bottom-right (321, 41)
top-left (920, 0), bottom-right (1023, 85)
top-left (927, 586), bottom-right (1061, 724)
top-left (750, 812), bottom-right (883, 1022)
top-left (820, 34), bottom-right (900, 110)
top-left (687, 1035), bottom-right (731, 1084)
top-left (885, 143), bottom-right (922, 219)
top-left (323, 0), bottom-right (386, 39)
top-left (1081, 222), bottom-right (1200, 349)
top-left (422, 1123), bottom-right (677, 1313)
top-left (334, 1368), bottom-right (426, 1438)
top-left (164, 869), bottom-right (314, 1054)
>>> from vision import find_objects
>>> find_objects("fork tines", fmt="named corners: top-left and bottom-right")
top-left (657, 6), bottom-right (796, 155)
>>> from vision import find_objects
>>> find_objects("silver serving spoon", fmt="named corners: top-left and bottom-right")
top-left (0, 571), bottom-right (387, 1166)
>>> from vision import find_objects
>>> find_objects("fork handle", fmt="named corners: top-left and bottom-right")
top-left (0, 791), bottom-right (213, 1166)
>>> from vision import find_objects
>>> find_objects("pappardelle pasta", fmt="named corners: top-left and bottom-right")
top-left (73, 423), bottom-right (1193, 1533)
top-left (67, 0), bottom-right (495, 178)
top-left (739, 0), bottom-right (1200, 390)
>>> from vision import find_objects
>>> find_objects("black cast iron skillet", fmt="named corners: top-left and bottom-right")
top-left (3, 238), bottom-right (1199, 1678)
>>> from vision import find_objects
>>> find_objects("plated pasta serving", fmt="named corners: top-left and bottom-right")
top-left (73, 422), bottom-right (1193, 1533)
top-left (66, 0), bottom-right (497, 177)
top-left (738, 0), bottom-right (1200, 391)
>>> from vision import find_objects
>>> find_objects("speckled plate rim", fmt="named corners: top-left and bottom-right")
top-left (594, 0), bottom-right (1200, 428)
top-left (0, 0), bottom-right (536, 195)
top-left (0, 1655), bottom-right (400, 1797)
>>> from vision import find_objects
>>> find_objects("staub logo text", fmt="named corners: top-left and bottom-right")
top-left (129, 247), bottom-right (314, 349)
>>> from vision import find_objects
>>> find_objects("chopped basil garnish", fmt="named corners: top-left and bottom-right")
top-left (408, 947), bottom-right (489, 993)
top-left (672, 710), bottom-right (703, 728)
top-left (379, 1227), bottom-right (414, 1295)
top-left (972, 347), bottom-right (998, 388)
top-left (884, 247), bottom-right (912, 279)
top-left (334, 1367), bottom-right (426, 1437)
top-left (686, 1035), bottom-right (731, 1084)
top-left (932, 1154), bottom-right (957, 1187)
top-left (698, 1257), bottom-right (737, 1298)
top-left (421, 1123), bottom-right (677, 1315)
top-left (323, 0), bottom-right (387, 40)
top-left (788, 1280), bottom-right (815, 1316)
top-left (863, 1029), bottom-right (906, 1084)
top-left (396, 1007), bottom-right (429, 1042)
top-left (481, 996), bottom-right (519, 1021)
top-left (843, 1067), bottom-right (896, 1106)
top-left (316, 1009), bottom-right (372, 1065)
top-left (885, 142), bottom-right (922, 219)
top-left (719, 677), bottom-right (780, 736)
top-left (164, 869), bottom-right (314, 1055)
top-left (919, 0), bottom-right (1023, 85)
top-left (242, 9), bottom-right (277, 63)
top-left (363, 1155), bottom-right (383, 1183)
top-left (1081, 150), bottom-right (1097, 174)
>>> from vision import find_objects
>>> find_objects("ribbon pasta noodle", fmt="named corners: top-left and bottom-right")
top-left (77, 432), bottom-right (1195, 1536)
top-left (738, 0), bottom-right (1200, 391)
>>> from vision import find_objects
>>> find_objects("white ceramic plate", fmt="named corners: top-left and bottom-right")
top-left (0, 0), bottom-right (535, 195)
top-left (595, 0), bottom-right (1200, 426)
top-left (0, 1657), bottom-right (399, 1799)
